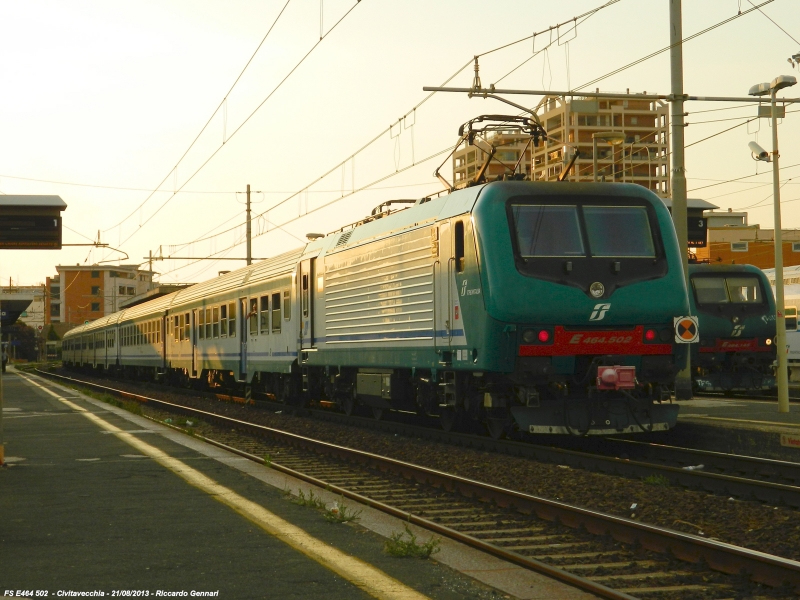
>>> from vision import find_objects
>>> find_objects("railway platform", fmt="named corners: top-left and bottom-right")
top-left (672, 395), bottom-right (800, 460)
top-left (0, 367), bottom-right (595, 600)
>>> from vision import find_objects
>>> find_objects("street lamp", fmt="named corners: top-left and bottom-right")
top-left (593, 131), bottom-right (626, 182)
top-left (748, 74), bottom-right (797, 414)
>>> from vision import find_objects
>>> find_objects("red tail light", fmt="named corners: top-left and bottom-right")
top-left (538, 330), bottom-right (550, 343)
top-left (644, 329), bottom-right (657, 341)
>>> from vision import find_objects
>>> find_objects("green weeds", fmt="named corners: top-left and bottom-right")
top-left (642, 474), bottom-right (670, 487)
top-left (324, 497), bottom-right (362, 524)
top-left (384, 524), bottom-right (441, 559)
top-left (292, 488), bottom-right (326, 510)
top-left (287, 488), bottom-right (362, 524)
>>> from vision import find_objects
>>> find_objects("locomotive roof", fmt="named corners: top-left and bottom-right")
top-left (301, 185), bottom-right (486, 260)
top-left (688, 263), bottom-right (765, 275)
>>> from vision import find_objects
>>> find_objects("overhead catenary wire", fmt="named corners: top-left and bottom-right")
top-left (475, 0), bottom-right (622, 59)
top-left (105, 0), bottom-right (295, 234)
top-left (746, 0), bottom-right (800, 45)
top-left (148, 0), bottom-right (784, 279)
top-left (112, 0), bottom-right (364, 252)
top-left (152, 0), bottom-right (627, 262)
top-left (572, 0), bottom-right (774, 92)
top-left (158, 146), bottom-right (451, 277)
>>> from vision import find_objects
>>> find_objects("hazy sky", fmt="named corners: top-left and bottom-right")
top-left (1, 0), bottom-right (798, 286)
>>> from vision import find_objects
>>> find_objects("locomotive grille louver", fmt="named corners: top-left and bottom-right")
top-left (335, 231), bottom-right (352, 247)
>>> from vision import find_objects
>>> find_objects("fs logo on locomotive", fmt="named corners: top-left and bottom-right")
top-left (589, 303), bottom-right (611, 321)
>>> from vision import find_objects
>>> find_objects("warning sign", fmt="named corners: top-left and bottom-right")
top-left (781, 434), bottom-right (800, 449)
top-left (674, 316), bottom-right (699, 344)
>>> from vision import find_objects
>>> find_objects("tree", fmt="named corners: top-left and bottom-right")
top-left (4, 322), bottom-right (38, 361)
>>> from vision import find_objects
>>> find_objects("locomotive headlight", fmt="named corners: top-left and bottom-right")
top-left (766, 338), bottom-right (773, 346)
top-left (522, 329), bottom-right (536, 343)
top-left (589, 282), bottom-right (605, 298)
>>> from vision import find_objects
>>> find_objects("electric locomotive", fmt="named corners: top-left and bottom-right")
top-left (688, 263), bottom-right (776, 393)
top-left (62, 115), bottom-right (694, 437)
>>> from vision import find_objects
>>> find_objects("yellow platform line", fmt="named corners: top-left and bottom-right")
top-left (22, 375), bottom-right (429, 600)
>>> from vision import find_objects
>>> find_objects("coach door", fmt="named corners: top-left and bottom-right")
top-left (434, 222), bottom-right (453, 356)
top-left (191, 310), bottom-right (198, 378)
top-left (239, 298), bottom-right (248, 380)
top-left (299, 259), bottom-right (315, 350)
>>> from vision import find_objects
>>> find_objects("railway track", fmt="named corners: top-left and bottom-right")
top-left (37, 368), bottom-right (800, 506)
top-left (34, 369), bottom-right (800, 599)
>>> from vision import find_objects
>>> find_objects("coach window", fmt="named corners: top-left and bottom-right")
top-left (174, 316), bottom-right (181, 341)
top-left (228, 302), bottom-right (236, 337)
top-left (283, 289), bottom-right (291, 321)
top-left (220, 305), bottom-right (227, 337)
top-left (184, 313), bottom-right (190, 341)
top-left (786, 307), bottom-right (798, 332)
top-left (271, 292), bottom-right (281, 333)
top-left (205, 308), bottom-right (212, 339)
top-left (157, 320), bottom-right (161, 344)
top-left (260, 296), bottom-right (270, 334)
top-left (249, 298), bottom-right (258, 335)
top-left (212, 307), bottom-right (219, 338)
top-left (454, 220), bottom-right (465, 273)
top-left (198, 310), bottom-right (205, 340)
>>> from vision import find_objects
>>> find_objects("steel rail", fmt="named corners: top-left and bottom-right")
top-left (302, 400), bottom-right (800, 508)
top-left (35, 369), bottom-right (800, 593)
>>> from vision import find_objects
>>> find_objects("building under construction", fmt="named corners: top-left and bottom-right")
top-left (451, 94), bottom-right (670, 196)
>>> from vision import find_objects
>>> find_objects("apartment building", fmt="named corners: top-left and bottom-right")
top-left (54, 264), bottom-right (155, 324)
top-left (452, 131), bottom-right (533, 189)
top-left (530, 95), bottom-right (670, 195)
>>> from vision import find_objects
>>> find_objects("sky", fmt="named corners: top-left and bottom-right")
top-left (1, 0), bottom-right (798, 286)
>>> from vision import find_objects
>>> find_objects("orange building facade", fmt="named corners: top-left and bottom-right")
top-left (55, 265), bottom-right (154, 325)
top-left (693, 226), bottom-right (800, 269)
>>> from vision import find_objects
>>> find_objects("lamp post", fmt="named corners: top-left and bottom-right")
top-left (592, 132), bottom-right (626, 182)
top-left (749, 74), bottom-right (797, 414)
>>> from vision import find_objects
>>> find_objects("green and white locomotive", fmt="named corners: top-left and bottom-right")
top-left (64, 178), bottom-right (693, 437)
top-left (688, 263), bottom-right (777, 393)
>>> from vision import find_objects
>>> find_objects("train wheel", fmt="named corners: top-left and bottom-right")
top-left (440, 408), bottom-right (460, 432)
top-left (371, 406), bottom-right (384, 421)
top-left (341, 394), bottom-right (356, 416)
top-left (484, 417), bottom-right (508, 440)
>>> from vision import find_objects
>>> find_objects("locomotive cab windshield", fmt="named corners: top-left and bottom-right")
top-left (691, 274), bottom-right (766, 316)
top-left (507, 195), bottom-right (667, 297)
